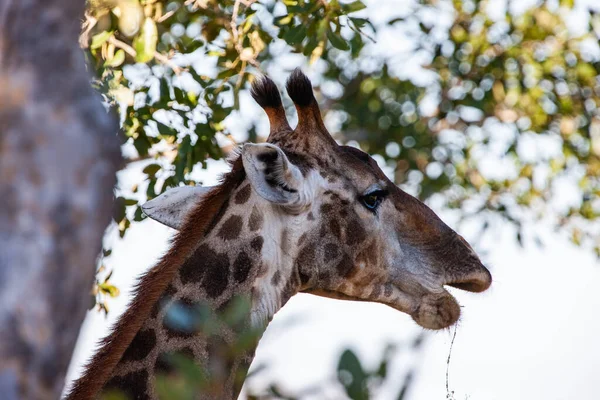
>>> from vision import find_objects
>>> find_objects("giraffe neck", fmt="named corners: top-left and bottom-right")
top-left (103, 182), bottom-right (305, 399)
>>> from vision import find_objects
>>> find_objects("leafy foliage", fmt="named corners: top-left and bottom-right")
top-left (154, 295), bottom-right (265, 399)
top-left (246, 338), bottom-right (422, 399)
top-left (83, 1), bottom-right (600, 261)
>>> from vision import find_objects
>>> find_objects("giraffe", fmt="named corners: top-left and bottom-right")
top-left (66, 69), bottom-right (492, 400)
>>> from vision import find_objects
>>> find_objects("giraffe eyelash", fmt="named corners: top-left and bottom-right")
top-left (360, 189), bottom-right (387, 212)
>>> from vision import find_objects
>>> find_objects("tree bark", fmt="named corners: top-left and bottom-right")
top-left (0, 1), bottom-right (121, 399)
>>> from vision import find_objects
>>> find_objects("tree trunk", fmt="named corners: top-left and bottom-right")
top-left (0, 1), bottom-right (121, 399)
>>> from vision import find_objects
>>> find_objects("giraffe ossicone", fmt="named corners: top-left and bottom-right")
top-left (67, 69), bottom-right (491, 400)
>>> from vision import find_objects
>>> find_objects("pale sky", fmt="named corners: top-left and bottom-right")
top-left (65, 0), bottom-right (600, 399)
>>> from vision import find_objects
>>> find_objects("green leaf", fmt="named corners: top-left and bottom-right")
top-left (576, 63), bottom-right (596, 81)
top-left (316, 19), bottom-right (329, 38)
top-left (132, 133), bottom-right (152, 157)
top-left (173, 87), bottom-right (186, 103)
top-left (159, 78), bottom-right (171, 100)
top-left (189, 68), bottom-right (208, 86)
top-left (118, 218), bottom-right (131, 238)
top-left (90, 30), bottom-right (113, 50)
top-left (143, 163), bottom-right (161, 176)
top-left (303, 37), bottom-right (320, 56)
top-left (175, 135), bottom-right (192, 181)
top-left (104, 49), bottom-right (125, 67)
top-left (327, 30), bottom-right (350, 50)
top-left (221, 296), bottom-right (252, 328)
top-left (376, 358), bottom-right (388, 378)
top-left (98, 282), bottom-right (120, 298)
top-left (155, 121), bottom-right (177, 136)
top-left (274, 14), bottom-right (294, 26)
top-left (133, 17), bottom-right (158, 63)
top-left (341, 0), bottom-right (366, 13)
top-left (349, 17), bottom-right (368, 28)
top-left (283, 25), bottom-right (307, 46)
top-left (133, 205), bottom-right (145, 222)
top-left (560, 0), bottom-right (574, 7)
top-left (337, 349), bottom-right (368, 400)
top-left (146, 178), bottom-right (157, 199)
top-left (388, 17), bottom-right (405, 25)
top-left (112, 196), bottom-right (126, 223)
top-left (216, 68), bottom-right (236, 80)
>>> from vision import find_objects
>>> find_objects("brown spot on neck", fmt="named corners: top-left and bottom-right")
top-left (280, 229), bottom-right (290, 256)
top-left (251, 236), bottom-right (264, 252)
top-left (297, 233), bottom-right (308, 247)
top-left (234, 183), bottom-right (252, 204)
top-left (179, 244), bottom-right (217, 285)
top-left (201, 251), bottom-right (231, 298)
top-left (296, 245), bottom-right (315, 286)
top-left (120, 329), bottom-right (156, 362)
top-left (271, 270), bottom-right (282, 285)
top-left (103, 370), bottom-right (150, 400)
top-left (233, 251), bottom-right (253, 283)
top-left (218, 215), bottom-right (243, 240)
top-left (248, 206), bottom-right (263, 232)
top-left (345, 218), bottom-right (366, 246)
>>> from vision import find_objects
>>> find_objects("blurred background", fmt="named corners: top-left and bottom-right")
top-left (65, 0), bottom-right (600, 398)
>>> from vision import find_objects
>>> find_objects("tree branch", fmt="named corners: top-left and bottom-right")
top-left (230, 0), bottom-right (260, 68)
top-left (108, 36), bottom-right (184, 75)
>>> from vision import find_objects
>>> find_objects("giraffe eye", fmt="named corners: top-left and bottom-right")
top-left (360, 190), bottom-right (386, 211)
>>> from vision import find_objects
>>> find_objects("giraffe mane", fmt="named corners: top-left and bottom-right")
top-left (65, 157), bottom-right (246, 400)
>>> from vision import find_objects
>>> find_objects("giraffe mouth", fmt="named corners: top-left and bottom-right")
top-left (408, 265), bottom-right (492, 330)
top-left (303, 265), bottom-right (491, 330)
top-left (443, 265), bottom-right (492, 293)
top-left (399, 264), bottom-right (492, 330)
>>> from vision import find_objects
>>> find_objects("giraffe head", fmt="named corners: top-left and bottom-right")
top-left (144, 69), bottom-right (491, 330)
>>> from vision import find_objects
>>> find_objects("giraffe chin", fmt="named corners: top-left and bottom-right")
top-left (303, 287), bottom-right (461, 330)
top-left (410, 291), bottom-right (461, 330)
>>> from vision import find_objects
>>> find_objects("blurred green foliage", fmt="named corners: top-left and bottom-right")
top-left (154, 295), bottom-right (264, 399)
top-left (245, 337), bottom-right (422, 399)
top-left (97, 293), bottom-right (421, 399)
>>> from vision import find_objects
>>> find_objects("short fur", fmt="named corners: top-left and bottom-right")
top-left (65, 158), bottom-right (246, 400)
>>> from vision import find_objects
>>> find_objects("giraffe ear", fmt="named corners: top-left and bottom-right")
top-left (141, 186), bottom-right (212, 230)
top-left (242, 143), bottom-right (305, 206)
